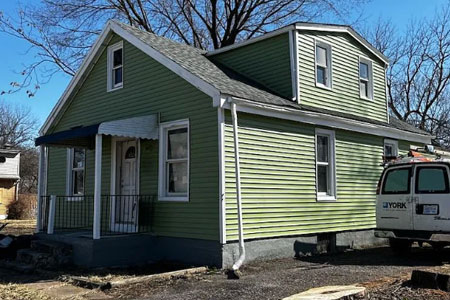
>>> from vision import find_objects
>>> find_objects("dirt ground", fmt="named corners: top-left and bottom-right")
top-left (1, 234), bottom-right (450, 299)
top-left (0, 220), bottom-right (36, 236)
top-left (102, 246), bottom-right (450, 300)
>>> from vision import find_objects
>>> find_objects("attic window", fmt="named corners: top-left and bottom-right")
top-left (315, 40), bottom-right (332, 89)
top-left (359, 57), bottom-right (373, 100)
top-left (107, 41), bottom-right (123, 91)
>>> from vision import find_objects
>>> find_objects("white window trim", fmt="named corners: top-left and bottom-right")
top-left (359, 56), bottom-right (374, 100)
top-left (315, 128), bottom-right (336, 201)
top-left (107, 41), bottom-right (123, 92)
top-left (314, 39), bottom-right (333, 90)
top-left (66, 148), bottom-right (86, 200)
top-left (158, 119), bottom-right (190, 202)
top-left (384, 139), bottom-right (399, 157)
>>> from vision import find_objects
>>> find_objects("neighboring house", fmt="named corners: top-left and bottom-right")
top-left (0, 147), bottom-right (20, 219)
top-left (35, 20), bottom-right (432, 268)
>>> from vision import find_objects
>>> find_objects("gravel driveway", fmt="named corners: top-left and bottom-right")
top-left (106, 246), bottom-right (450, 300)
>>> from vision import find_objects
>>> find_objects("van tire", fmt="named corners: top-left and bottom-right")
top-left (389, 238), bottom-right (412, 254)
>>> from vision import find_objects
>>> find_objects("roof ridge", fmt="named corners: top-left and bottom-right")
top-left (110, 19), bottom-right (207, 54)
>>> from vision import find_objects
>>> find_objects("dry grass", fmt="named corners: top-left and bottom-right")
top-left (0, 219), bottom-right (36, 236)
top-left (0, 283), bottom-right (52, 300)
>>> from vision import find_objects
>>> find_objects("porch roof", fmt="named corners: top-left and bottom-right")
top-left (35, 115), bottom-right (158, 148)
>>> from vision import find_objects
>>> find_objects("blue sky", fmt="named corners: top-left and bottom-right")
top-left (0, 0), bottom-right (447, 128)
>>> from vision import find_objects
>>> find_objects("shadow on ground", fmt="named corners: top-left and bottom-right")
top-left (297, 246), bottom-right (450, 268)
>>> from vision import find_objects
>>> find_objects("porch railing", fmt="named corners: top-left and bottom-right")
top-left (40, 195), bottom-right (155, 236)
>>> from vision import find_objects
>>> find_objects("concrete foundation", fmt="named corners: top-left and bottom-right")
top-left (222, 229), bottom-right (388, 268)
top-left (37, 229), bottom-right (387, 269)
top-left (36, 233), bottom-right (222, 268)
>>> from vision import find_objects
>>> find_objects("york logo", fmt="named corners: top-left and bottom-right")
top-left (383, 202), bottom-right (406, 209)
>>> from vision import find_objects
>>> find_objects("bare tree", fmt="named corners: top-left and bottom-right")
top-left (363, 5), bottom-right (450, 147)
top-left (0, 0), bottom-right (366, 95)
top-left (0, 102), bottom-right (38, 148)
top-left (19, 147), bottom-right (39, 194)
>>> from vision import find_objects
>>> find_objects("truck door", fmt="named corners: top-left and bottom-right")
top-left (377, 165), bottom-right (413, 230)
top-left (413, 164), bottom-right (450, 231)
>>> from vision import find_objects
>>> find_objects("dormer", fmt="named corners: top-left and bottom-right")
top-left (207, 23), bottom-right (389, 124)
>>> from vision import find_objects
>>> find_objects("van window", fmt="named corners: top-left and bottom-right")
top-left (416, 166), bottom-right (449, 194)
top-left (382, 167), bottom-right (411, 194)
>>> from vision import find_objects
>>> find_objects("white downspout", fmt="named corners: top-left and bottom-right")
top-left (231, 102), bottom-right (245, 272)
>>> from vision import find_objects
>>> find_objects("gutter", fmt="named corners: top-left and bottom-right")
top-left (230, 100), bottom-right (245, 278)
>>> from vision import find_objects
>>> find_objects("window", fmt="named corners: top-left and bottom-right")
top-left (67, 148), bottom-right (85, 196)
top-left (315, 40), bottom-right (332, 89)
top-left (107, 41), bottom-right (123, 91)
top-left (159, 120), bottom-right (189, 201)
top-left (416, 166), bottom-right (449, 194)
top-left (382, 167), bottom-right (411, 194)
top-left (315, 129), bottom-right (336, 201)
top-left (384, 139), bottom-right (398, 158)
top-left (359, 57), bottom-right (373, 99)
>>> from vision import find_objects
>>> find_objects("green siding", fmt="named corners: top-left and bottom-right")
top-left (297, 30), bottom-right (388, 123)
top-left (46, 34), bottom-right (219, 241)
top-left (224, 112), bottom-right (383, 241)
top-left (210, 33), bottom-right (293, 99)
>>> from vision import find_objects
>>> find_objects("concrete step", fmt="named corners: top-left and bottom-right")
top-left (16, 248), bottom-right (51, 265)
top-left (31, 239), bottom-right (72, 256)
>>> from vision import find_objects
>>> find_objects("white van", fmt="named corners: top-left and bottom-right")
top-left (375, 159), bottom-right (450, 252)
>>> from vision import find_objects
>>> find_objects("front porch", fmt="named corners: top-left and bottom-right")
top-left (35, 115), bottom-right (159, 240)
top-left (39, 194), bottom-right (155, 238)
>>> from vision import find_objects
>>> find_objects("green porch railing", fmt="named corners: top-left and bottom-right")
top-left (40, 195), bottom-right (155, 236)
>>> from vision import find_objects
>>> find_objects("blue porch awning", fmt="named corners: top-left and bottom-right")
top-left (35, 115), bottom-right (159, 148)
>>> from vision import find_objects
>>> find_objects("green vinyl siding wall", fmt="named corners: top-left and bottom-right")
top-left (224, 112), bottom-right (383, 241)
top-left (297, 30), bottom-right (388, 123)
top-left (209, 33), bottom-right (293, 99)
top-left (46, 34), bottom-right (219, 241)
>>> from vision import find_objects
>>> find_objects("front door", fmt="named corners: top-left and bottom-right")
top-left (113, 140), bottom-right (138, 232)
top-left (413, 164), bottom-right (450, 231)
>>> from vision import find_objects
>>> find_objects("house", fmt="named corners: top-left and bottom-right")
top-left (35, 20), bottom-right (432, 268)
top-left (0, 147), bottom-right (20, 219)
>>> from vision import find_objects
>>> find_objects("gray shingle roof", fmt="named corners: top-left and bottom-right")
top-left (114, 21), bottom-right (430, 137)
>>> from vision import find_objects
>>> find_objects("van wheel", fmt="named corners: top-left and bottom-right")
top-left (389, 238), bottom-right (412, 254)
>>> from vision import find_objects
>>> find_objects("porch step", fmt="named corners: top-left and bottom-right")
top-left (13, 240), bottom-right (73, 269)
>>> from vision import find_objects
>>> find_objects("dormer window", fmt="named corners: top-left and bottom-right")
top-left (107, 41), bottom-right (123, 91)
top-left (359, 57), bottom-right (373, 100)
top-left (315, 40), bottom-right (332, 89)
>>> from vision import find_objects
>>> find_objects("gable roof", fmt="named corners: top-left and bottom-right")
top-left (41, 20), bottom-right (427, 143)
top-left (207, 22), bottom-right (389, 65)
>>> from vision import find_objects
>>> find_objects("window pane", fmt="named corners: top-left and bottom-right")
top-left (384, 144), bottom-right (394, 157)
top-left (168, 128), bottom-right (188, 159)
top-left (417, 167), bottom-right (449, 194)
top-left (383, 168), bottom-right (410, 194)
top-left (317, 66), bottom-right (326, 85)
top-left (360, 80), bottom-right (368, 98)
top-left (73, 149), bottom-right (84, 169)
top-left (317, 165), bottom-right (329, 193)
top-left (113, 48), bottom-right (122, 66)
top-left (168, 162), bottom-right (188, 193)
top-left (317, 135), bottom-right (329, 162)
top-left (114, 67), bottom-right (123, 85)
top-left (360, 62), bottom-right (368, 79)
top-left (125, 146), bottom-right (135, 159)
top-left (316, 46), bottom-right (327, 66)
top-left (73, 170), bottom-right (84, 195)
